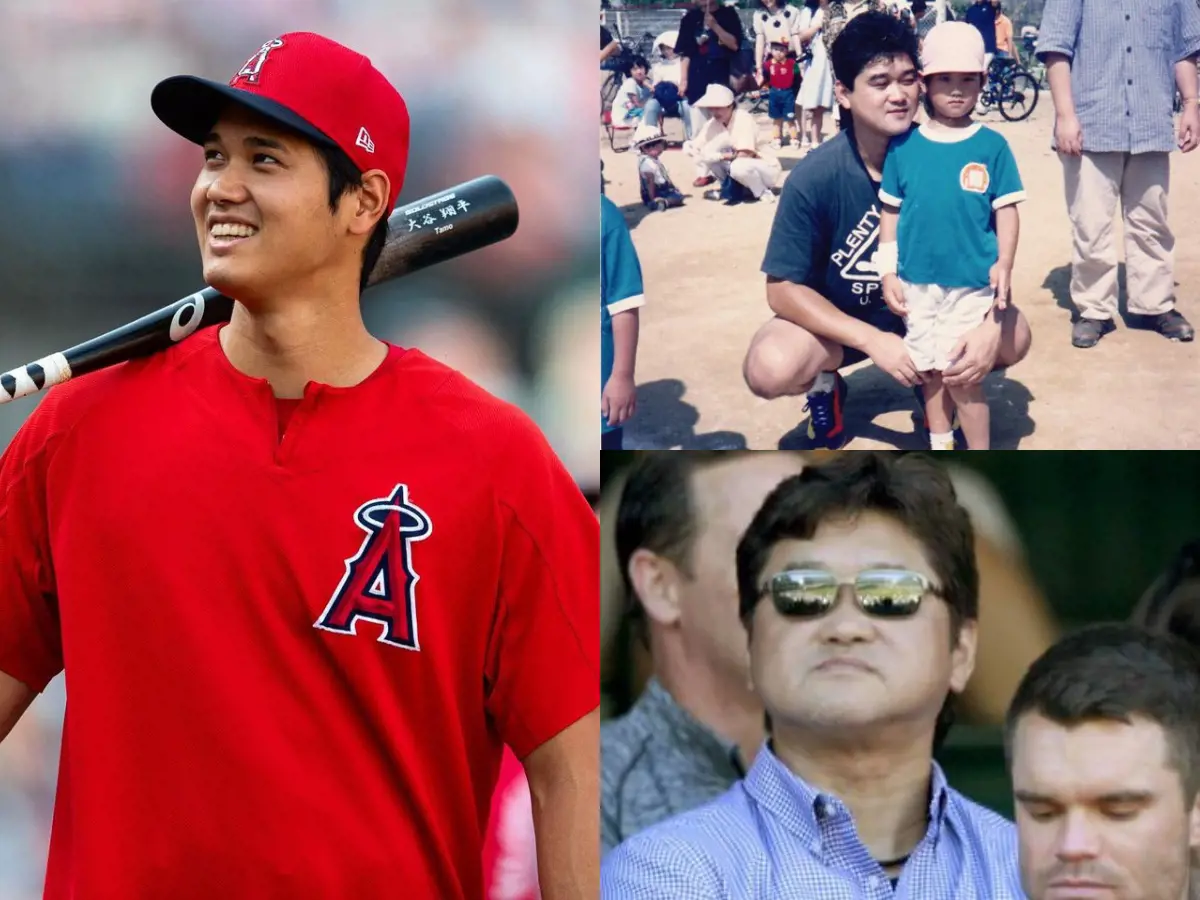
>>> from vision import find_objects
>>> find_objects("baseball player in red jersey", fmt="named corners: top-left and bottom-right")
top-left (0, 32), bottom-right (599, 900)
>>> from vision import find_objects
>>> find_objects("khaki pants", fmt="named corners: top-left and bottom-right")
top-left (1061, 151), bottom-right (1174, 319)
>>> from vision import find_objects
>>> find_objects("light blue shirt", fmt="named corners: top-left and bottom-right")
top-left (1037, 0), bottom-right (1200, 154)
top-left (601, 742), bottom-right (1025, 900)
top-left (879, 123), bottom-right (1025, 289)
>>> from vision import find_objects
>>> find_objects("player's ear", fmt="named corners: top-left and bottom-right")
top-left (348, 170), bottom-right (390, 237)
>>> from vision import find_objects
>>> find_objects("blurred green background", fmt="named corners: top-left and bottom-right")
top-left (601, 451), bottom-right (1200, 818)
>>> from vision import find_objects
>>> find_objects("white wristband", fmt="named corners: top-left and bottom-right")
top-left (875, 241), bottom-right (899, 276)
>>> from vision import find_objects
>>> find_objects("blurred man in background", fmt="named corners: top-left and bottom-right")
top-left (601, 451), bottom-right (808, 855)
top-left (964, 0), bottom-right (999, 72)
top-left (603, 453), bottom-right (1023, 898)
top-left (1007, 624), bottom-right (1200, 900)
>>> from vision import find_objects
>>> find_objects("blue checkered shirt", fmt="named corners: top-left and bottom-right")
top-left (1036, 0), bottom-right (1200, 154)
top-left (601, 742), bottom-right (1025, 900)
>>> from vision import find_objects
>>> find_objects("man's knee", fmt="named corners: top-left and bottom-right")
top-left (997, 305), bottom-right (1032, 367)
top-left (743, 339), bottom-right (816, 398)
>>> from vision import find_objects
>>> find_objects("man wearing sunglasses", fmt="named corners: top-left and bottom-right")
top-left (602, 452), bottom-right (1023, 898)
top-left (602, 451), bottom-right (810, 855)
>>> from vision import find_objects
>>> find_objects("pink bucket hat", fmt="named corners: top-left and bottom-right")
top-left (921, 22), bottom-right (987, 76)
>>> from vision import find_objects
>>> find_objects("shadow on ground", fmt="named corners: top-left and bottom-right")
top-left (1043, 262), bottom-right (1129, 322)
top-left (624, 378), bottom-right (748, 448)
top-left (777, 364), bottom-right (1036, 450)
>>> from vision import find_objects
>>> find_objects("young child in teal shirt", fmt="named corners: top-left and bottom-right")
top-left (876, 21), bottom-right (1025, 450)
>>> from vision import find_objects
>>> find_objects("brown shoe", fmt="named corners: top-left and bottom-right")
top-left (693, 175), bottom-right (715, 187)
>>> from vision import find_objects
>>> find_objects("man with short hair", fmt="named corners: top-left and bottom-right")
top-left (964, 0), bottom-right (999, 71)
top-left (912, 0), bottom-right (938, 43)
top-left (1006, 623), bottom-right (1200, 900)
top-left (602, 452), bottom-right (1023, 898)
top-left (744, 11), bottom-right (1030, 448)
top-left (1038, 0), bottom-right (1200, 348)
top-left (601, 451), bottom-right (809, 856)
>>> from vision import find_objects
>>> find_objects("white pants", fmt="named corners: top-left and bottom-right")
top-left (699, 156), bottom-right (783, 198)
top-left (902, 281), bottom-right (995, 371)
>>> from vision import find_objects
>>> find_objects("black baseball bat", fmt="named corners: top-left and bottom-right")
top-left (0, 175), bottom-right (518, 405)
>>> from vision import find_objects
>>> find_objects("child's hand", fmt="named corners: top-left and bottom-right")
top-left (602, 373), bottom-right (637, 426)
top-left (989, 261), bottom-right (1012, 310)
top-left (882, 273), bottom-right (908, 316)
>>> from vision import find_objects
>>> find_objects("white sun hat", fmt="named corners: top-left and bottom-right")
top-left (631, 122), bottom-right (666, 149)
top-left (693, 83), bottom-right (736, 108)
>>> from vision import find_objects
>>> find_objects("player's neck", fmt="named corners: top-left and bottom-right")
top-left (652, 633), bottom-right (764, 768)
top-left (220, 299), bottom-right (388, 399)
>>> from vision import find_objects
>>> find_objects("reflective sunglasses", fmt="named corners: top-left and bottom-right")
top-left (761, 568), bottom-right (937, 619)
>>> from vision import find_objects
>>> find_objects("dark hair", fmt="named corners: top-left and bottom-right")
top-left (1005, 623), bottom-right (1200, 797)
top-left (315, 141), bottom-right (390, 292)
top-left (1131, 540), bottom-right (1200, 649)
top-left (829, 9), bottom-right (921, 140)
top-left (631, 54), bottom-right (650, 70)
top-left (736, 452), bottom-right (977, 749)
top-left (616, 451), bottom-right (758, 629)
top-left (911, 0), bottom-right (927, 11)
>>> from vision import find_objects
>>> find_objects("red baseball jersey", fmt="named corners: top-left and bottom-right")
top-left (0, 327), bottom-right (599, 899)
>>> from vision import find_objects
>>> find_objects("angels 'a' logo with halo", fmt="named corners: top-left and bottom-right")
top-left (960, 162), bottom-right (990, 194)
top-left (232, 38), bottom-right (284, 85)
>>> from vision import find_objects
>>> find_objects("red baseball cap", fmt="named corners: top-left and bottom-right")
top-left (151, 32), bottom-right (410, 212)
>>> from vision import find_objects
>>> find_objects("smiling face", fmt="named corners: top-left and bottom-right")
top-left (1012, 714), bottom-right (1200, 900)
top-left (191, 104), bottom-right (358, 305)
top-left (748, 511), bottom-right (976, 740)
top-left (836, 53), bottom-right (920, 138)
top-left (926, 71), bottom-right (982, 120)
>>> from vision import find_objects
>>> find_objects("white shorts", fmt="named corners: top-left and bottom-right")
top-left (901, 281), bottom-right (996, 372)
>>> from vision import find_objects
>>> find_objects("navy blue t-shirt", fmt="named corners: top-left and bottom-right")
top-left (675, 6), bottom-right (746, 104)
top-left (964, 1), bottom-right (998, 53)
top-left (762, 130), bottom-right (901, 322)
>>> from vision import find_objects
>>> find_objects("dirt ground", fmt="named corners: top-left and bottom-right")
top-left (601, 101), bottom-right (1200, 449)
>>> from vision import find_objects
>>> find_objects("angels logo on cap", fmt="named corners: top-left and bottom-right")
top-left (150, 32), bottom-right (411, 212)
top-left (234, 38), bottom-right (284, 85)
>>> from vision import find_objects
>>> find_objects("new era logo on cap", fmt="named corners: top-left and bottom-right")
top-left (355, 127), bottom-right (375, 153)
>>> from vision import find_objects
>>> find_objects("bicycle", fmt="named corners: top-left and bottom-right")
top-left (977, 56), bottom-right (1039, 122)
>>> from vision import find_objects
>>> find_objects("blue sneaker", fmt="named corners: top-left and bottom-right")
top-left (803, 373), bottom-right (849, 449)
top-left (912, 386), bottom-right (968, 449)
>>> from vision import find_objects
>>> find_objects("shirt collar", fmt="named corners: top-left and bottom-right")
top-left (743, 740), bottom-right (953, 849)
top-left (635, 677), bottom-right (747, 778)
